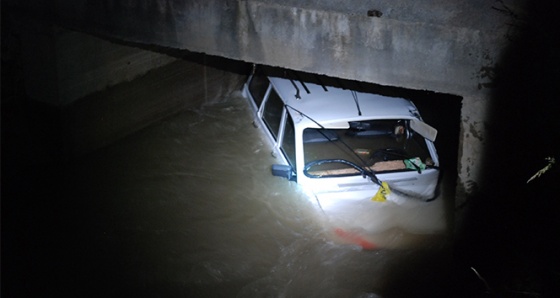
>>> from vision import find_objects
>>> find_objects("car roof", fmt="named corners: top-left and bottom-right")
top-left (268, 77), bottom-right (418, 128)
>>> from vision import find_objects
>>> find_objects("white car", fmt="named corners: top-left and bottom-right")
top-left (242, 65), bottom-right (440, 210)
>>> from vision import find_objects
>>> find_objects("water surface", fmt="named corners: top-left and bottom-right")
top-left (9, 92), bottom-right (453, 297)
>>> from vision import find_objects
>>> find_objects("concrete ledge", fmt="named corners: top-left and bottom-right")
top-left (55, 27), bottom-right (179, 105)
top-left (63, 59), bottom-right (246, 157)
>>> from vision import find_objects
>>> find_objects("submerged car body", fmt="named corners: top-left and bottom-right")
top-left (242, 66), bottom-right (440, 210)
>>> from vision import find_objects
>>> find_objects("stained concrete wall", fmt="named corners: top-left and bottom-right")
top-left (14, 20), bottom-right (178, 106)
top-left (55, 28), bottom-right (178, 106)
top-left (3, 0), bottom-right (528, 205)
top-left (64, 58), bottom-right (247, 157)
top-left (7, 0), bottom-right (514, 95)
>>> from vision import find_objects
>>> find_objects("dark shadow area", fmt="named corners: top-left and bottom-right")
top-left (455, 0), bottom-right (560, 296)
top-left (4, 2), bottom-right (252, 78)
top-left (2, 8), bottom-right (250, 297)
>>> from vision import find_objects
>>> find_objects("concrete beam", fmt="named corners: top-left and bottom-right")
top-left (7, 0), bottom-right (514, 93)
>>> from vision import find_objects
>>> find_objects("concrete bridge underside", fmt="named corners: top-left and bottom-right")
top-left (4, 0), bottom-right (530, 209)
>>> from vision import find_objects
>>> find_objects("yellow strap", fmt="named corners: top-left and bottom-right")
top-left (372, 182), bottom-right (391, 202)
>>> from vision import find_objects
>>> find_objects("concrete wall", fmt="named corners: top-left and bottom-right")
top-left (11, 17), bottom-right (178, 106)
top-left (7, 0), bottom-right (511, 94)
top-left (54, 28), bottom-right (178, 106)
top-left (64, 58), bottom-right (246, 157)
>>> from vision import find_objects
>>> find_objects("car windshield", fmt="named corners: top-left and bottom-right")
top-left (303, 120), bottom-right (434, 178)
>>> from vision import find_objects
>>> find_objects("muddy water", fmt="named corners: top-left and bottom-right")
top-left (40, 92), bottom-right (453, 297)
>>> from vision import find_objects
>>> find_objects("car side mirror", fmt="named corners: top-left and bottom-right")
top-left (271, 164), bottom-right (295, 181)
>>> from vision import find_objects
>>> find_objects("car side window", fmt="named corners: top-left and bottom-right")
top-left (262, 88), bottom-right (284, 140)
top-left (247, 71), bottom-right (269, 108)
